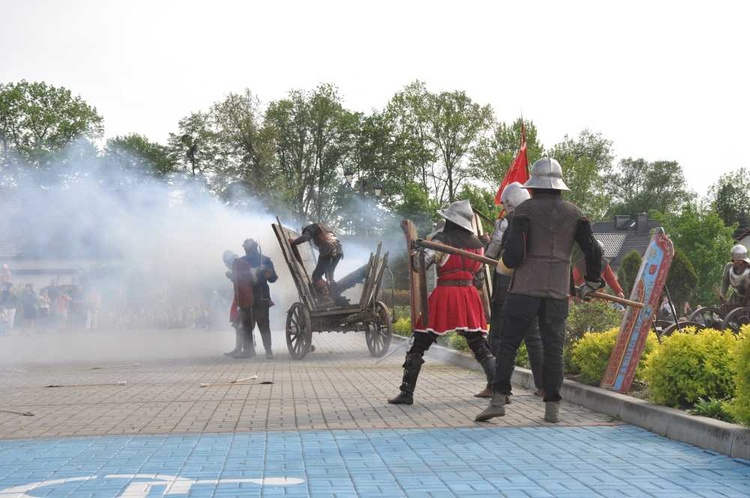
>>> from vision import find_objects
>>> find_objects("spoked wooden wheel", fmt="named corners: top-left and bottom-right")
top-left (365, 301), bottom-right (392, 357)
top-left (660, 321), bottom-right (705, 338)
top-left (688, 306), bottom-right (723, 329)
top-left (719, 306), bottom-right (750, 333)
top-left (286, 302), bottom-right (312, 360)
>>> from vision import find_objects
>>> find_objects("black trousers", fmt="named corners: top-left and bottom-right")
top-left (492, 294), bottom-right (568, 402)
top-left (311, 253), bottom-right (342, 284)
top-left (488, 273), bottom-right (544, 389)
top-left (238, 304), bottom-right (272, 352)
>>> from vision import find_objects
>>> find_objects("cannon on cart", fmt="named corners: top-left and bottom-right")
top-left (687, 301), bottom-right (750, 333)
top-left (272, 219), bottom-right (392, 360)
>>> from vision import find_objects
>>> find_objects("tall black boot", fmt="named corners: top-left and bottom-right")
top-left (474, 356), bottom-right (496, 398)
top-left (237, 331), bottom-right (256, 359)
top-left (388, 354), bottom-right (424, 405)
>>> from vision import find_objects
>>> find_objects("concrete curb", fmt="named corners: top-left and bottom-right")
top-left (392, 335), bottom-right (750, 460)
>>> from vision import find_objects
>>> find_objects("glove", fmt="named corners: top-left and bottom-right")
top-left (576, 280), bottom-right (604, 301)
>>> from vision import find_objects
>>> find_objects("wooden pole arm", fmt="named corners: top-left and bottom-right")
top-left (415, 239), bottom-right (499, 266)
top-left (589, 291), bottom-right (644, 309)
top-left (415, 239), bottom-right (645, 309)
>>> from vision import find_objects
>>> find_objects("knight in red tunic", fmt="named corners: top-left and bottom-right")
top-left (388, 199), bottom-right (494, 405)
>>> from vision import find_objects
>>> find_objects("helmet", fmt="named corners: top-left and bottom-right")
top-left (222, 250), bottom-right (238, 269)
top-left (437, 199), bottom-right (475, 234)
top-left (500, 182), bottom-right (530, 213)
top-left (730, 244), bottom-right (750, 263)
top-left (523, 157), bottom-right (569, 191)
top-left (242, 238), bottom-right (258, 252)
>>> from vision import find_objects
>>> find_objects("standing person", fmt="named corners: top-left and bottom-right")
top-left (484, 182), bottom-right (545, 398)
top-left (388, 199), bottom-right (495, 405)
top-left (222, 250), bottom-right (242, 357)
top-left (289, 222), bottom-right (343, 300)
top-left (232, 238), bottom-right (279, 359)
top-left (719, 244), bottom-right (750, 305)
top-left (0, 282), bottom-right (17, 332)
top-left (476, 158), bottom-right (603, 423)
top-left (20, 283), bottom-right (38, 331)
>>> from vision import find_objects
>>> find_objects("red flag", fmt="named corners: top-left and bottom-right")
top-left (494, 126), bottom-right (530, 206)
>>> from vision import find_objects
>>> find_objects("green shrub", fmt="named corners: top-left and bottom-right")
top-left (447, 332), bottom-right (469, 352)
top-left (728, 326), bottom-right (750, 425)
top-left (515, 342), bottom-right (529, 368)
top-left (571, 327), bottom-right (658, 386)
top-left (688, 397), bottom-right (735, 423)
top-left (565, 301), bottom-right (623, 373)
top-left (644, 328), bottom-right (737, 407)
top-left (393, 317), bottom-right (411, 337)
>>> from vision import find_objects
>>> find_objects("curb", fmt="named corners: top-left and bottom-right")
top-left (392, 335), bottom-right (750, 460)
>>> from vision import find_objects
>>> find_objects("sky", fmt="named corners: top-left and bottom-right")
top-left (1, 0), bottom-right (748, 196)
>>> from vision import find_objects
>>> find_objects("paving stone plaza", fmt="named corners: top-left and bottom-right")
top-left (0, 329), bottom-right (748, 497)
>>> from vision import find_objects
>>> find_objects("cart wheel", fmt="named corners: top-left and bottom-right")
top-left (719, 306), bottom-right (750, 333)
top-left (660, 321), bottom-right (705, 338)
top-left (286, 302), bottom-right (312, 360)
top-left (688, 306), bottom-right (723, 329)
top-left (366, 301), bottom-right (392, 357)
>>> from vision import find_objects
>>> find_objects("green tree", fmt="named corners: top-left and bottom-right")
top-left (653, 202), bottom-right (736, 304)
top-left (265, 84), bottom-right (358, 223)
top-left (0, 80), bottom-right (103, 176)
top-left (469, 117), bottom-right (545, 192)
top-left (617, 250), bottom-right (642, 297)
top-left (665, 247), bottom-right (698, 314)
top-left (708, 167), bottom-right (750, 229)
top-left (210, 89), bottom-right (276, 201)
top-left (386, 80), bottom-right (494, 205)
top-left (606, 158), bottom-right (694, 217)
top-left (167, 111), bottom-right (223, 178)
top-left (547, 130), bottom-right (614, 219)
top-left (104, 133), bottom-right (175, 178)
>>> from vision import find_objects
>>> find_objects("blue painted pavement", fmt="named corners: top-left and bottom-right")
top-left (0, 425), bottom-right (748, 497)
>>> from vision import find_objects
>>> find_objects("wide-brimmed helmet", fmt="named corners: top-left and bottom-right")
top-left (437, 199), bottom-right (475, 234)
top-left (523, 157), bottom-right (569, 191)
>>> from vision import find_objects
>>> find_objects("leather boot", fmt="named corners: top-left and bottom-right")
top-left (475, 392), bottom-right (507, 421)
top-left (544, 401), bottom-right (560, 423)
top-left (474, 356), bottom-right (495, 398)
top-left (388, 354), bottom-right (423, 405)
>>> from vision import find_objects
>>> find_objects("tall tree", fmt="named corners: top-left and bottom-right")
top-left (606, 158), bottom-right (693, 217)
top-left (167, 111), bottom-right (223, 178)
top-left (386, 81), bottom-right (494, 205)
top-left (104, 133), bottom-right (175, 179)
top-left (265, 84), bottom-right (357, 223)
top-left (547, 130), bottom-right (614, 219)
top-left (0, 80), bottom-right (103, 179)
top-left (708, 167), bottom-right (750, 230)
top-left (469, 117), bottom-right (544, 192)
top-left (653, 202), bottom-right (736, 304)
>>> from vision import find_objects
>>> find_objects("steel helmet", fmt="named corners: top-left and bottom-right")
top-left (731, 244), bottom-right (750, 263)
top-left (437, 199), bottom-right (475, 234)
top-left (500, 182), bottom-right (531, 213)
top-left (523, 157), bottom-right (569, 191)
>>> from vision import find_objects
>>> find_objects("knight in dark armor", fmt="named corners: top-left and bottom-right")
top-left (476, 158), bottom-right (603, 424)
top-left (289, 222), bottom-right (343, 299)
top-left (231, 238), bottom-right (278, 359)
top-left (720, 244), bottom-right (750, 305)
top-left (388, 199), bottom-right (495, 405)
top-left (485, 182), bottom-right (544, 398)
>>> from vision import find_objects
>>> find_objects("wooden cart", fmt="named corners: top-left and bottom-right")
top-left (272, 219), bottom-right (392, 360)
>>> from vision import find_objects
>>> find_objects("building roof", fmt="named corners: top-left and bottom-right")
top-left (592, 214), bottom-right (662, 269)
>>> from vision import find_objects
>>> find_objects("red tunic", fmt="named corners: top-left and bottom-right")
top-left (415, 248), bottom-right (487, 335)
